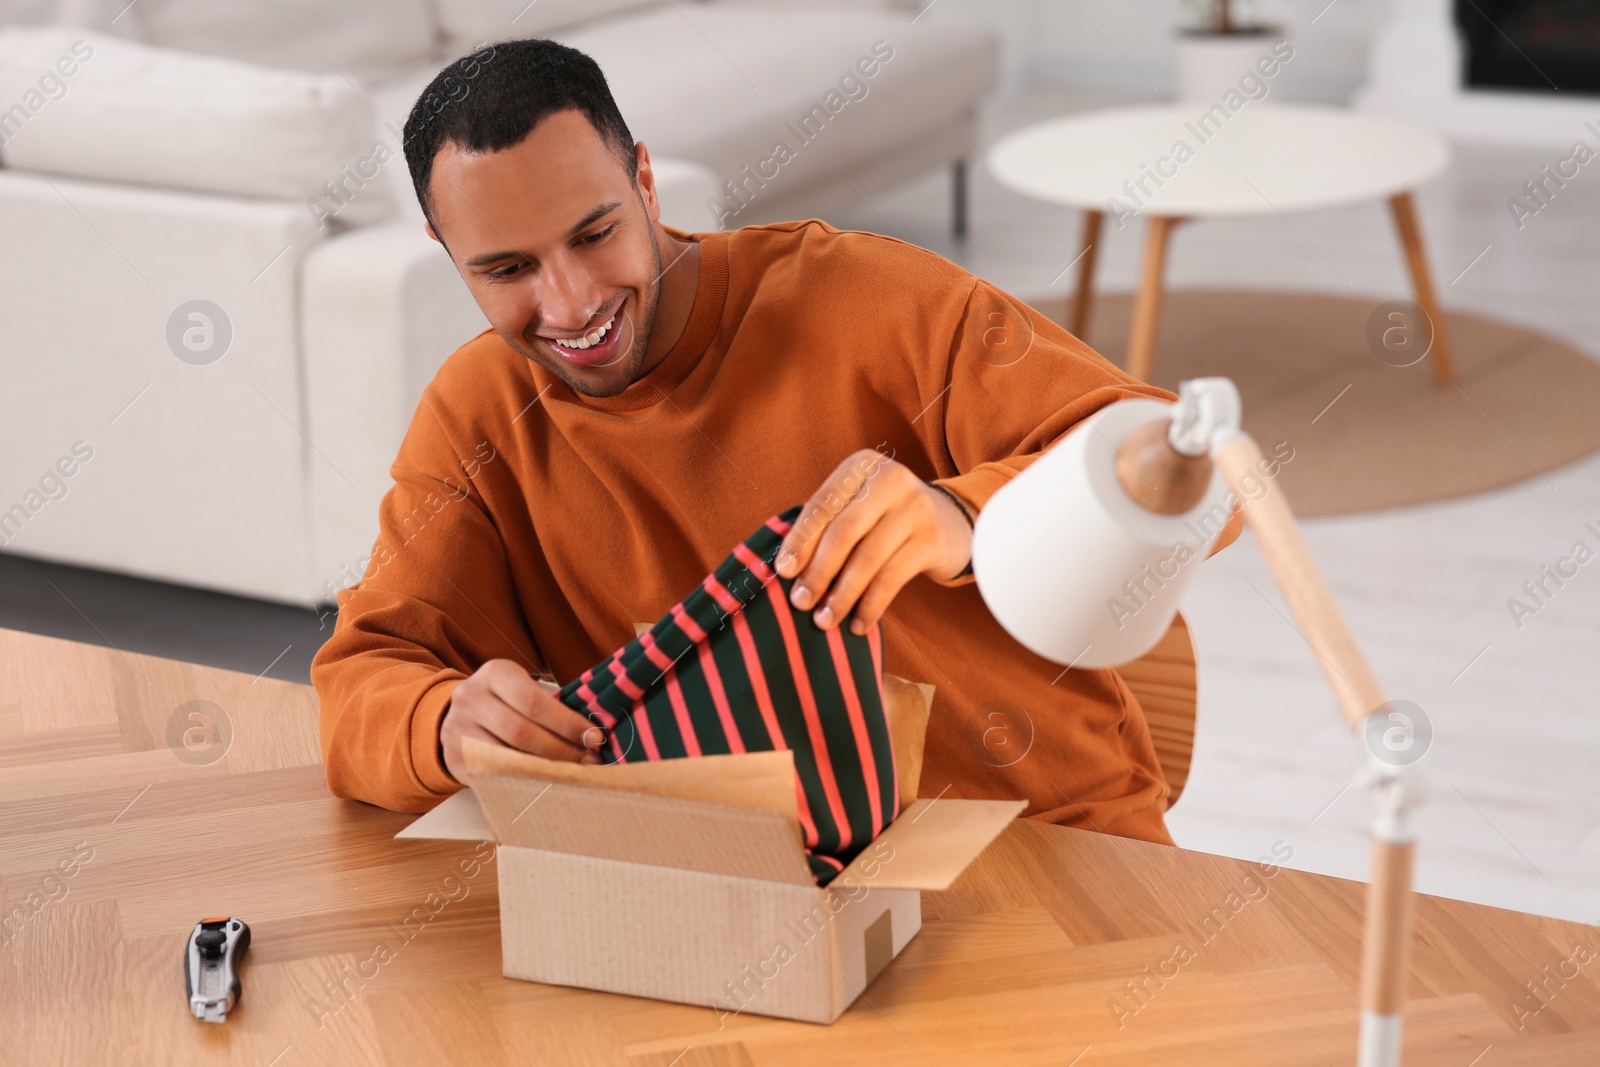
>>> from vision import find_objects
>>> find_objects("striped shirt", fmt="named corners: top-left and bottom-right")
top-left (557, 504), bottom-right (900, 884)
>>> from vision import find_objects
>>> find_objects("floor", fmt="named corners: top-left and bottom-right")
top-left (6, 85), bottom-right (1599, 927)
top-left (0, 551), bottom-right (331, 683)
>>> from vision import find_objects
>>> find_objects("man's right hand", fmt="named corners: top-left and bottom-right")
top-left (440, 659), bottom-right (606, 784)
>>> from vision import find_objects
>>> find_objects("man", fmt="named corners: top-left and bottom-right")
top-left (312, 38), bottom-right (1239, 846)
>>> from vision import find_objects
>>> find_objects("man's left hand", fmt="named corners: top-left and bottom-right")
top-left (774, 449), bottom-right (972, 635)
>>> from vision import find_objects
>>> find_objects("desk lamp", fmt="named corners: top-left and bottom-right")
top-left (972, 378), bottom-right (1418, 1067)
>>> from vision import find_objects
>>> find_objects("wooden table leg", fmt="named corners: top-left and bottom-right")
top-left (1388, 191), bottom-right (1455, 385)
top-left (1070, 209), bottom-right (1103, 340)
top-left (1126, 215), bottom-right (1179, 383)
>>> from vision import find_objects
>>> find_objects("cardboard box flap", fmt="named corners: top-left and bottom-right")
top-left (836, 797), bottom-right (1026, 891)
top-left (462, 736), bottom-right (801, 837)
top-left (470, 772), bottom-right (816, 886)
top-left (395, 787), bottom-right (493, 842)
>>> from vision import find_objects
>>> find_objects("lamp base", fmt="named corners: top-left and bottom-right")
top-left (1359, 1010), bottom-right (1402, 1067)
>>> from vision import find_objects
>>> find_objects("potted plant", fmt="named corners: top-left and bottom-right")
top-left (1174, 0), bottom-right (1285, 102)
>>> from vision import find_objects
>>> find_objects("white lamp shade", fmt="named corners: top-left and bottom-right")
top-left (971, 398), bottom-right (1233, 668)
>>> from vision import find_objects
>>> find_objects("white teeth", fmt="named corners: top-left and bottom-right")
top-left (551, 313), bottom-right (614, 351)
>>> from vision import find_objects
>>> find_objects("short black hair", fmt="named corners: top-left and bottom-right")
top-left (402, 38), bottom-right (637, 229)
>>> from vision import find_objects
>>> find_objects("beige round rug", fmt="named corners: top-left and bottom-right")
top-left (1030, 290), bottom-right (1600, 517)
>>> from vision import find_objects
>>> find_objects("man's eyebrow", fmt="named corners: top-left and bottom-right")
top-left (566, 200), bottom-right (624, 238)
top-left (462, 201), bottom-right (626, 269)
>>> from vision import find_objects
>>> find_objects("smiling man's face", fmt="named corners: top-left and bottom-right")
top-left (425, 109), bottom-right (675, 398)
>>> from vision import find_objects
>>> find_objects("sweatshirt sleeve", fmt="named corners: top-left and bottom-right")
top-left (922, 278), bottom-right (1242, 588)
top-left (310, 392), bottom-right (547, 812)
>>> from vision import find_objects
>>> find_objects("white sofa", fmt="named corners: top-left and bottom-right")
top-left (0, 0), bottom-right (998, 606)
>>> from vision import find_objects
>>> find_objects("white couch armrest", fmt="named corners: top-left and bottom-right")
top-left (301, 219), bottom-right (488, 603)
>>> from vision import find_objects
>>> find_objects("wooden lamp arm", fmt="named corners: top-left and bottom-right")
top-left (1212, 435), bottom-right (1385, 732)
top-left (1213, 431), bottom-right (1416, 1067)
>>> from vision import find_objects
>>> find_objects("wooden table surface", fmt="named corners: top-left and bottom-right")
top-left (2, 627), bottom-right (1597, 1066)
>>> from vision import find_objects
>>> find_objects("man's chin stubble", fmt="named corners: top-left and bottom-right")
top-left (515, 330), bottom-right (646, 398)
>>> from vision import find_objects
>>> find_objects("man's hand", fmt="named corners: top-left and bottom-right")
top-left (440, 659), bottom-right (606, 784)
top-left (774, 449), bottom-right (973, 636)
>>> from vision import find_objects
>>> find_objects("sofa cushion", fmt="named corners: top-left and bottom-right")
top-left (558, 7), bottom-right (996, 223)
top-left (131, 0), bottom-right (436, 84)
top-left (0, 28), bottom-right (393, 224)
top-left (371, 4), bottom-right (994, 230)
top-left (435, 0), bottom-right (663, 47)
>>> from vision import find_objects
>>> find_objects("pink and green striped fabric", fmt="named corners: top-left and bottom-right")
top-left (557, 504), bottom-right (901, 885)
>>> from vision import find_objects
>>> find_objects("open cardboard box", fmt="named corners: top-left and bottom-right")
top-left (398, 671), bottom-right (1024, 1024)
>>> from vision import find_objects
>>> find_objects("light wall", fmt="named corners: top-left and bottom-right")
top-left (932, 0), bottom-right (1394, 104)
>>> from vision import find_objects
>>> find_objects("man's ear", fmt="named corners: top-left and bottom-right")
top-left (633, 141), bottom-right (662, 224)
top-left (424, 220), bottom-right (442, 244)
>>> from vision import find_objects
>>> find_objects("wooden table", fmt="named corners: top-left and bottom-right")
top-left (987, 104), bottom-right (1457, 386)
top-left (3, 627), bottom-right (1597, 1065)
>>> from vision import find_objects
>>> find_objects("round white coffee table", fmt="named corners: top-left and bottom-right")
top-left (987, 104), bottom-right (1454, 383)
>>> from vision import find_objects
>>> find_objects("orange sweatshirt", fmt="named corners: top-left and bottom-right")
top-left (312, 219), bottom-right (1240, 845)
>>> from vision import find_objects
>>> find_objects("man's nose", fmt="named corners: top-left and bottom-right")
top-left (535, 266), bottom-right (604, 331)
